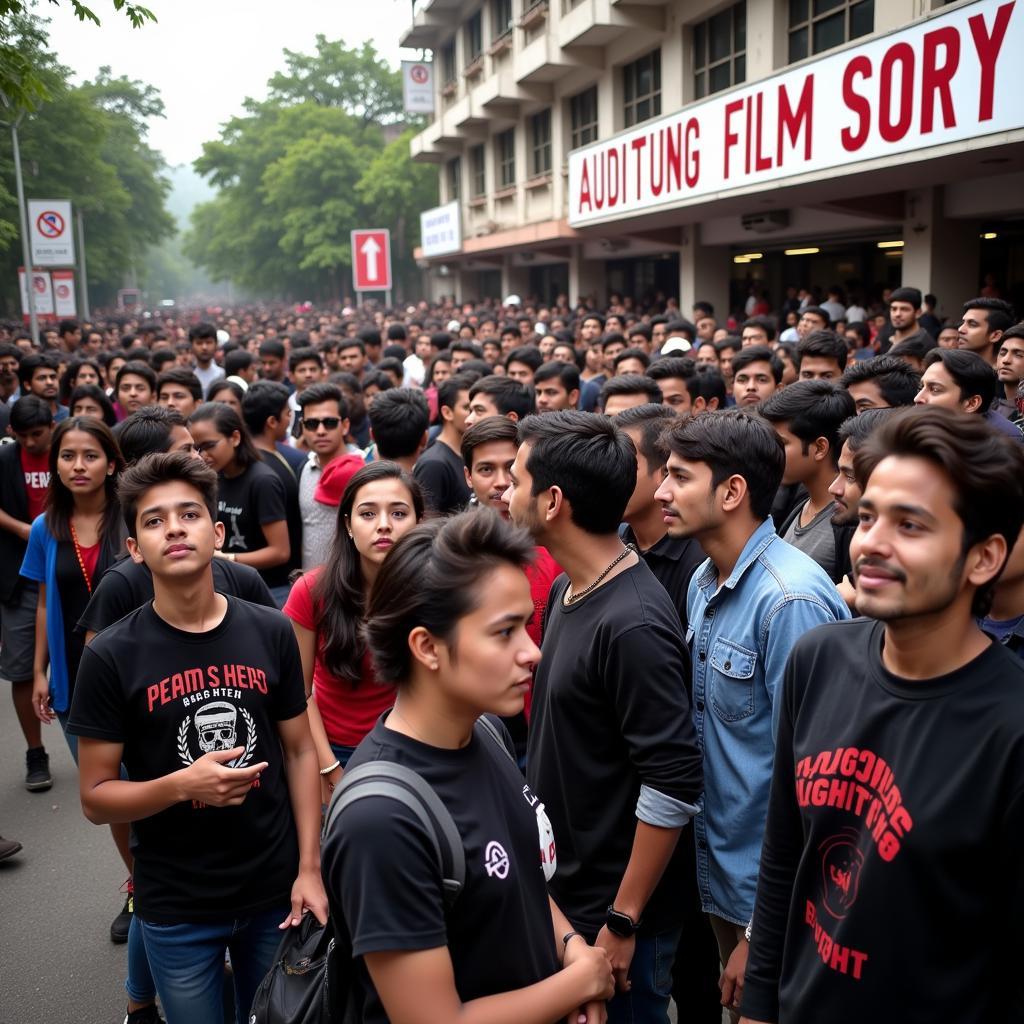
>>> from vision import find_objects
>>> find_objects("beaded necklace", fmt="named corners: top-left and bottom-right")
top-left (69, 519), bottom-right (95, 595)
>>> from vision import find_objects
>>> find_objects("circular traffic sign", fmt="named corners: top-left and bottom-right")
top-left (36, 210), bottom-right (65, 238)
top-left (410, 64), bottom-right (429, 84)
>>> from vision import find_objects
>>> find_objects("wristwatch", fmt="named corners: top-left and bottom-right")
top-left (605, 906), bottom-right (641, 938)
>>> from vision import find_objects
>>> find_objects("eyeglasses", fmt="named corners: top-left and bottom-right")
top-left (303, 417), bottom-right (341, 431)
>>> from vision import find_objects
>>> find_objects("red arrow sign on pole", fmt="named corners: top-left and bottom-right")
top-left (351, 229), bottom-right (392, 291)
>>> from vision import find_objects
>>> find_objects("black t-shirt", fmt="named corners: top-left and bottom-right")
top-left (78, 555), bottom-right (275, 636)
top-left (321, 716), bottom-right (560, 1024)
top-left (526, 560), bottom-right (703, 936)
top-left (66, 596), bottom-right (308, 923)
top-left (217, 460), bottom-right (289, 588)
top-left (742, 618), bottom-right (1024, 1024)
top-left (413, 440), bottom-right (470, 516)
top-left (259, 449), bottom-right (302, 576)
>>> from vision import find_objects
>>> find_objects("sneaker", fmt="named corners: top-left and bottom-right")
top-left (0, 835), bottom-right (22, 862)
top-left (25, 746), bottom-right (52, 792)
top-left (123, 1004), bottom-right (165, 1024)
top-left (110, 877), bottom-right (134, 944)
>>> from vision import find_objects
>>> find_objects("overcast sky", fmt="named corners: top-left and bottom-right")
top-left (44, 0), bottom-right (421, 167)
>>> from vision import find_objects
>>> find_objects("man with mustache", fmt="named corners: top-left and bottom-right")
top-left (741, 406), bottom-right (1024, 1024)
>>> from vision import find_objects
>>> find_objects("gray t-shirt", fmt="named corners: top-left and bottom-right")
top-left (194, 362), bottom-right (225, 398)
top-left (782, 501), bottom-right (836, 579)
top-left (299, 453), bottom-right (336, 571)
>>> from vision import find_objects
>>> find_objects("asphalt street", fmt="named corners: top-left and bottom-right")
top-left (0, 705), bottom-right (128, 1024)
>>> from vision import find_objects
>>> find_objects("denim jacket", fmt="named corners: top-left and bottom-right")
top-left (686, 517), bottom-right (849, 924)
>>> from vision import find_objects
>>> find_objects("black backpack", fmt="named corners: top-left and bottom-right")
top-left (248, 716), bottom-right (513, 1024)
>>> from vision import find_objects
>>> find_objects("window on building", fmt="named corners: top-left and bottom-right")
top-left (622, 49), bottom-right (661, 128)
top-left (693, 2), bottom-right (746, 99)
top-left (465, 9), bottom-right (483, 63)
top-left (447, 157), bottom-right (462, 201)
top-left (471, 144), bottom-right (486, 196)
top-left (570, 86), bottom-right (599, 150)
top-left (492, 0), bottom-right (513, 39)
top-left (496, 129), bottom-right (516, 188)
top-left (442, 38), bottom-right (457, 84)
top-left (788, 0), bottom-right (873, 64)
top-left (530, 109), bottom-right (552, 176)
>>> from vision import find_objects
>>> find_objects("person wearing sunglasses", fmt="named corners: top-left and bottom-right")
top-left (187, 402), bottom-right (293, 605)
top-left (296, 383), bottom-right (361, 571)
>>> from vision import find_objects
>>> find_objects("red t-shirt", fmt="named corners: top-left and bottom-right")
top-left (523, 545), bottom-right (562, 720)
top-left (283, 568), bottom-right (395, 748)
top-left (78, 541), bottom-right (100, 586)
top-left (20, 447), bottom-right (50, 521)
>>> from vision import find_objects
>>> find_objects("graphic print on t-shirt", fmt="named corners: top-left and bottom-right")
top-left (795, 745), bottom-right (915, 981)
top-left (177, 699), bottom-right (258, 769)
top-left (521, 780), bottom-right (557, 882)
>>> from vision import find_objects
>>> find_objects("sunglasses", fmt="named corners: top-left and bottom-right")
top-left (303, 417), bottom-right (342, 431)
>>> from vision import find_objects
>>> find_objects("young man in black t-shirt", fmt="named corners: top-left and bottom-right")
top-left (740, 407), bottom-right (1024, 1024)
top-left (67, 453), bottom-right (326, 1024)
top-left (506, 410), bottom-right (703, 1024)
top-left (413, 373), bottom-right (473, 515)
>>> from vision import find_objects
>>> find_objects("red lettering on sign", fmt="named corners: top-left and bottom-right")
top-left (920, 26), bottom-right (960, 133)
top-left (684, 118), bottom-right (699, 187)
top-left (842, 56), bottom-right (872, 152)
top-left (724, 99), bottom-right (743, 179)
top-left (631, 136), bottom-right (647, 200)
top-left (608, 146), bottom-right (620, 207)
top-left (969, 1), bottom-right (1013, 122)
top-left (879, 42), bottom-right (915, 142)
top-left (778, 76), bottom-right (814, 164)
top-left (579, 160), bottom-right (592, 213)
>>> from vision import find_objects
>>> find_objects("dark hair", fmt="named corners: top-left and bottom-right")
top-left (207, 379), bottom-right (245, 405)
top-left (46, 417), bottom-right (125, 548)
top-left (361, 369), bottom-right (394, 395)
top-left (758, 380), bottom-right (855, 464)
top-left (338, 339), bottom-right (366, 356)
top-left (430, 331), bottom-right (452, 350)
top-left (17, 352), bottom-right (58, 391)
top-left (425, 351), bottom-right (452, 388)
top-left (468, 375), bottom-right (536, 419)
top-left (714, 336), bottom-right (740, 355)
top-left (188, 322), bottom-right (218, 343)
top-left (844, 321), bottom-right (872, 348)
top-left (289, 347), bottom-right (323, 373)
top-left (69, 384), bottom-right (118, 427)
top-left (796, 330), bottom-right (848, 371)
top-left (224, 349), bottom-right (253, 376)
top-left (922, 348), bottom-right (998, 410)
top-left (118, 450), bottom-right (218, 537)
top-left (599, 373), bottom-right (662, 409)
top-left (693, 301), bottom-right (714, 318)
top-left (187, 402), bottom-right (260, 470)
top-left (151, 349), bottom-right (177, 373)
top-left (839, 355), bottom-right (921, 406)
top-left (453, 359), bottom-right (491, 380)
top-left (367, 388), bottom-right (430, 459)
top-left (115, 405), bottom-right (187, 464)
top-left (241, 380), bottom-right (291, 434)
top-left (437, 372), bottom-right (475, 414)
top-left (58, 318), bottom-right (79, 337)
top-left (889, 287), bottom-right (922, 309)
top-left (450, 340), bottom-right (484, 359)
top-left (461, 416), bottom-right (519, 469)
top-left (357, 327), bottom-right (381, 349)
top-left (731, 345), bottom-right (783, 384)
top-left (647, 356), bottom-right (696, 382)
top-left (961, 297), bottom-right (1016, 337)
top-left (59, 359), bottom-right (102, 404)
top-left (258, 338), bottom-right (286, 359)
top-left (613, 347), bottom-right (651, 371)
top-left (0, 341), bottom-right (23, 364)
top-left (517, 411), bottom-right (636, 534)
top-left (690, 366), bottom-right (727, 406)
top-left (662, 409), bottom-right (784, 520)
top-left (364, 509), bottom-right (534, 684)
top-left (10, 394), bottom-right (53, 432)
top-left (742, 315), bottom-right (777, 342)
top-left (505, 346), bottom-right (543, 373)
top-left (386, 323), bottom-right (407, 342)
top-left (837, 407), bottom-right (896, 452)
top-left (314, 462), bottom-right (425, 683)
top-left (852, 405), bottom-right (1024, 616)
top-left (800, 305), bottom-right (832, 327)
top-left (580, 311), bottom-right (605, 330)
top-left (628, 323), bottom-right (652, 343)
top-left (115, 360), bottom-right (157, 395)
top-left (157, 367), bottom-right (203, 403)
top-left (297, 382), bottom-right (345, 415)
top-left (612, 404), bottom-right (675, 471)
top-left (533, 360), bottom-right (581, 395)
top-left (889, 337), bottom-right (931, 362)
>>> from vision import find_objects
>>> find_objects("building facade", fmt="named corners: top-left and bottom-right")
top-left (403, 0), bottom-right (1024, 321)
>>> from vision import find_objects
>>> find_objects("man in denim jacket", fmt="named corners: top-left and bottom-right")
top-left (655, 410), bottom-right (849, 1020)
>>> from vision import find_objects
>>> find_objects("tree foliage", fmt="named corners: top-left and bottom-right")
top-left (0, 17), bottom-right (174, 311)
top-left (185, 40), bottom-right (438, 301)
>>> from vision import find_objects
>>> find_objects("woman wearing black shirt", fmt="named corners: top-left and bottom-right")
top-left (322, 510), bottom-right (614, 1024)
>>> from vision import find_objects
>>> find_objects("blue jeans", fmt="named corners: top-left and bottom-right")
top-left (138, 905), bottom-right (287, 1024)
top-left (329, 742), bottom-right (358, 768)
top-left (606, 927), bottom-right (682, 1024)
top-left (268, 584), bottom-right (291, 609)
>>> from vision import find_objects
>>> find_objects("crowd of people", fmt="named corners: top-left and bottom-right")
top-left (1, 281), bottom-right (1023, 1024)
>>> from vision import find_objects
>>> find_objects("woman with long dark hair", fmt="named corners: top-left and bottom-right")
top-left (69, 384), bottom-right (118, 427)
top-left (283, 462), bottom-right (424, 797)
top-left (22, 417), bottom-right (126, 750)
top-left (187, 401), bottom-right (292, 601)
top-left (60, 358), bottom-right (103, 406)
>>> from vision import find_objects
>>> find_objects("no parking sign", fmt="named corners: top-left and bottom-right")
top-left (28, 199), bottom-right (75, 266)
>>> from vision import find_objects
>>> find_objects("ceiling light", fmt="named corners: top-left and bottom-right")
top-left (876, 240), bottom-right (904, 249)
top-left (784, 247), bottom-right (819, 256)
top-left (981, 232), bottom-right (998, 240)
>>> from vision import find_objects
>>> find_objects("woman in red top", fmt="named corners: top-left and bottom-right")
top-left (284, 461), bottom-right (425, 800)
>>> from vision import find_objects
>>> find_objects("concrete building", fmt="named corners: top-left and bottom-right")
top-left (403, 0), bottom-right (1024, 322)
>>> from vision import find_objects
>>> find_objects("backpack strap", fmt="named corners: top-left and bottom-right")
top-left (473, 715), bottom-right (517, 765)
top-left (325, 760), bottom-right (466, 909)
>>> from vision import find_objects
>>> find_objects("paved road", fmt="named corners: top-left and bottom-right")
top-left (0, 706), bottom-right (128, 1024)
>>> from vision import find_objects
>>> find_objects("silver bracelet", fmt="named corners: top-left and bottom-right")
top-left (319, 760), bottom-right (341, 776)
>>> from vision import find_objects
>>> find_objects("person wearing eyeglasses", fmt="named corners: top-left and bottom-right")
top-left (187, 402), bottom-right (292, 605)
top-left (295, 382), bottom-right (363, 571)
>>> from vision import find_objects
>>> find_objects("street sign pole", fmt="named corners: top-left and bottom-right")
top-left (77, 207), bottom-right (90, 320)
top-left (9, 115), bottom-right (38, 342)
